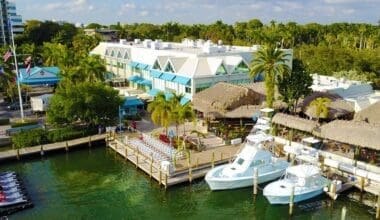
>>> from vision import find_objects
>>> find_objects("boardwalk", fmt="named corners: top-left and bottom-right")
top-left (108, 138), bottom-right (240, 188)
top-left (0, 134), bottom-right (106, 161)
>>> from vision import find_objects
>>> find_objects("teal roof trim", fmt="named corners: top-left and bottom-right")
top-left (128, 75), bottom-right (143, 82)
top-left (160, 72), bottom-right (176, 81)
top-left (173, 76), bottom-right (191, 85)
top-left (150, 70), bottom-right (162, 78)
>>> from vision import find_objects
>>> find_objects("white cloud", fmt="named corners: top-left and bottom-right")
top-left (140, 10), bottom-right (149, 17)
top-left (88, 5), bottom-right (94, 11)
top-left (274, 6), bottom-right (283, 12)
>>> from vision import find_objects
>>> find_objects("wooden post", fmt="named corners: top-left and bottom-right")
top-left (211, 152), bottom-right (215, 168)
top-left (188, 165), bottom-right (193, 183)
top-left (164, 173), bottom-right (168, 189)
top-left (125, 148), bottom-right (128, 157)
top-left (330, 180), bottom-right (337, 200)
top-left (195, 158), bottom-right (199, 168)
top-left (359, 177), bottom-right (365, 192)
top-left (88, 136), bottom-right (92, 147)
top-left (289, 185), bottom-right (295, 216)
top-left (65, 141), bottom-right (69, 151)
top-left (220, 152), bottom-right (223, 161)
top-left (115, 142), bottom-right (118, 150)
top-left (376, 192), bottom-right (380, 219)
top-left (341, 206), bottom-right (347, 220)
top-left (159, 169), bottom-right (162, 186)
top-left (150, 162), bottom-right (153, 179)
top-left (136, 150), bottom-right (139, 168)
top-left (253, 167), bottom-right (258, 196)
top-left (40, 145), bottom-right (44, 156)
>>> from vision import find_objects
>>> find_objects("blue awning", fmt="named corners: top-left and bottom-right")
top-left (128, 75), bottom-right (143, 82)
top-left (123, 98), bottom-right (144, 107)
top-left (160, 72), bottom-right (176, 81)
top-left (129, 62), bottom-right (139, 68)
top-left (139, 63), bottom-right (149, 70)
top-left (150, 70), bottom-right (162, 78)
top-left (173, 76), bottom-right (191, 85)
top-left (148, 88), bottom-right (162, 97)
top-left (138, 79), bottom-right (152, 86)
top-left (165, 92), bottom-right (174, 100)
top-left (180, 97), bottom-right (190, 105)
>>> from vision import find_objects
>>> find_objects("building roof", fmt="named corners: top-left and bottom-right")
top-left (354, 101), bottom-right (380, 125)
top-left (272, 113), bottom-right (318, 133)
top-left (316, 120), bottom-right (380, 150)
top-left (18, 66), bottom-right (60, 85)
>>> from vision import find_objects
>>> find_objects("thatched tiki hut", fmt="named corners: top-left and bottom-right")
top-left (301, 92), bottom-right (354, 120)
top-left (354, 101), bottom-right (380, 124)
top-left (316, 120), bottom-right (380, 164)
top-left (192, 82), bottom-right (263, 119)
top-left (271, 113), bottom-right (319, 141)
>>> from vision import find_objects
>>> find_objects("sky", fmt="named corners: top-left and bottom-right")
top-left (12, 0), bottom-right (380, 25)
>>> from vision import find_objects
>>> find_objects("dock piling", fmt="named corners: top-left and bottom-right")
top-left (159, 169), bottom-right (162, 186)
top-left (211, 152), bottom-right (215, 168)
top-left (65, 141), bottom-right (69, 151)
top-left (188, 165), bottom-right (193, 183)
top-left (360, 177), bottom-right (365, 192)
top-left (376, 192), bottom-right (380, 219)
top-left (150, 161), bottom-right (153, 179)
top-left (330, 180), bottom-right (337, 200)
top-left (253, 167), bottom-right (258, 196)
top-left (165, 173), bottom-right (168, 189)
top-left (40, 145), bottom-right (44, 156)
top-left (220, 152), bottom-right (223, 161)
top-left (341, 206), bottom-right (347, 220)
top-left (88, 136), bottom-right (92, 147)
top-left (136, 150), bottom-right (139, 168)
top-left (289, 185), bottom-right (295, 216)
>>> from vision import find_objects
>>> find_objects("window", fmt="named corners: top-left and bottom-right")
top-left (164, 62), bottom-right (175, 73)
top-left (215, 64), bottom-right (227, 75)
top-left (124, 52), bottom-right (129, 60)
top-left (117, 51), bottom-right (122, 58)
top-left (232, 61), bottom-right (249, 74)
top-left (152, 60), bottom-right (161, 70)
top-left (185, 87), bottom-right (191, 93)
top-left (237, 158), bottom-right (244, 165)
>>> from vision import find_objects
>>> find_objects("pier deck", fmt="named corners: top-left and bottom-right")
top-left (108, 138), bottom-right (240, 188)
top-left (0, 134), bottom-right (106, 161)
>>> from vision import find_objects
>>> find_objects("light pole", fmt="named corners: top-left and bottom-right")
top-left (9, 19), bottom-right (24, 121)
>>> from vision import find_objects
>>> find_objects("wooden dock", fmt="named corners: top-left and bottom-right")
top-left (107, 138), bottom-right (240, 188)
top-left (0, 134), bottom-right (106, 161)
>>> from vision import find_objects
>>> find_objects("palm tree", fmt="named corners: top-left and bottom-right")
top-left (249, 45), bottom-right (290, 108)
top-left (78, 55), bottom-right (106, 83)
top-left (147, 92), bottom-right (173, 135)
top-left (309, 97), bottom-right (331, 122)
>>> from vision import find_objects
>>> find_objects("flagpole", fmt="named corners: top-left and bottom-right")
top-left (9, 19), bottom-right (24, 120)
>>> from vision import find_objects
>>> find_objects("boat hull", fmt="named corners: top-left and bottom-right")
top-left (264, 188), bottom-right (324, 204)
top-left (205, 165), bottom-right (287, 191)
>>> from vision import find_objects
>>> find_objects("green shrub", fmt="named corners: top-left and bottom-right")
top-left (0, 118), bottom-right (10, 125)
top-left (11, 119), bottom-right (39, 128)
top-left (12, 129), bottom-right (47, 148)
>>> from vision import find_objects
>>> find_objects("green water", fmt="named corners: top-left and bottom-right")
top-left (0, 147), bottom-right (374, 219)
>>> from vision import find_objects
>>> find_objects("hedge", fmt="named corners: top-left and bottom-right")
top-left (11, 119), bottom-right (39, 128)
top-left (0, 118), bottom-right (10, 125)
top-left (12, 126), bottom-right (98, 148)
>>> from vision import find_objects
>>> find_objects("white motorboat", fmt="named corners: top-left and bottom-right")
top-left (263, 164), bottom-right (328, 204)
top-left (205, 133), bottom-right (289, 191)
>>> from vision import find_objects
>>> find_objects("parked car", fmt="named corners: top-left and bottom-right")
top-left (7, 102), bottom-right (30, 110)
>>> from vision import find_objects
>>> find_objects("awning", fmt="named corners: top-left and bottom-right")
top-left (160, 72), bottom-right (176, 81)
top-left (128, 61), bottom-right (139, 68)
top-left (150, 70), bottom-right (162, 78)
top-left (123, 98), bottom-right (144, 107)
top-left (173, 76), bottom-right (191, 85)
top-left (148, 88), bottom-right (162, 97)
top-left (165, 92), bottom-right (174, 100)
top-left (128, 75), bottom-right (143, 82)
top-left (180, 97), bottom-right (190, 105)
top-left (139, 63), bottom-right (149, 70)
top-left (138, 79), bottom-right (152, 86)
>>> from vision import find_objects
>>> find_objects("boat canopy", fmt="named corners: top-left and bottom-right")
top-left (286, 164), bottom-right (320, 178)
top-left (246, 132), bottom-right (273, 144)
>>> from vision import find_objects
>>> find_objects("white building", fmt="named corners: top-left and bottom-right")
top-left (0, 0), bottom-right (23, 45)
top-left (91, 39), bottom-right (293, 104)
top-left (311, 74), bottom-right (380, 112)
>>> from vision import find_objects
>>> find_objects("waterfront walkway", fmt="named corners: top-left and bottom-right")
top-left (108, 137), bottom-right (240, 188)
top-left (0, 134), bottom-right (106, 161)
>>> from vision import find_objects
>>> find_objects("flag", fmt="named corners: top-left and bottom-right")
top-left (26, 63), bottom-right (31, 75)
top-left (3, 50), bottom-right (12, 62)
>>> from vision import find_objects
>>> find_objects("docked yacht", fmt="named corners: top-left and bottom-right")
top-left (205, 132), bottom-right (289, 190)
top-left (263, 164), bottom-right (328, 204)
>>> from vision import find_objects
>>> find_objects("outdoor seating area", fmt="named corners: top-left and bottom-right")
top-left (124, 133), bottom-right (181, 162)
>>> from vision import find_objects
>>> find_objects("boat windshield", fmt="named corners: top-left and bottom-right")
top-left (286, 173), bottom-right (299, 183)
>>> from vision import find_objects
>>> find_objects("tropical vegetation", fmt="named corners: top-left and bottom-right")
top-left (249, 45), bottom-right (290, 108)
top-left (309, 97), bottom-right (332, 121)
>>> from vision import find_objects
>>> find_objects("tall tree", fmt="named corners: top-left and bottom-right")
top-left (249, 46), bottom-right (291, 107)
top-left (309, 97), bottom-right (331, 122)
top-left (277, 59), bottom-right (312, 113)
top-left (147, 92), bottom-right (173, 135)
